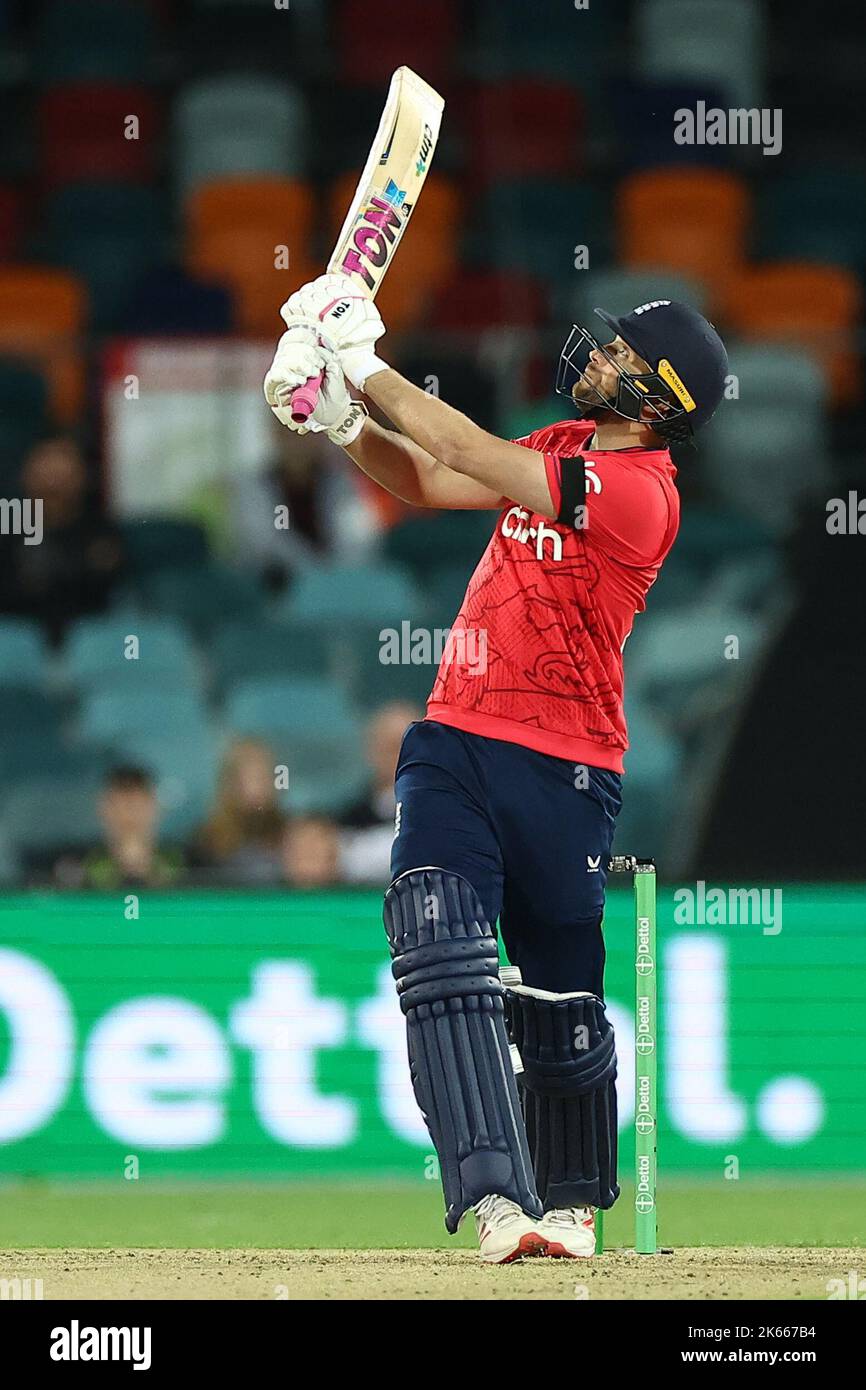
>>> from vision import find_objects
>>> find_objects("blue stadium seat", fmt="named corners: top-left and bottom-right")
top-left (700, 344), bottom-right (829, 533)
top-left (64, 617), bottom-right (203, 694)
top-left (225, 676), bottom-right (364, 815)
top-left (0, 360), bottom-right (49, 490)
top-left (212, 619), bottom-right (334, 692)
top-left (77, 688), bottom-right (209, 744)
top-left (175, 77), bottom-right (308, 196)
top-left (635, 0), bottom-right (766, 109)
top-left (139, 564), bottom-right (263, 638)
top-left (41, 183), bottom-right (167, 330)
top-left (481, 179), bottom-right (609, 291)
top-left (758, 169), bottom-right (866, 270)
top-left (34, 0), bottom-right (157, 83)
top-left (118, 727), bottom-right (220, 839)
top-left (284, 564), bottom-right (424, 626)
top-left (1, 779), bottom-right (103, 856)
top-left (565, 266), bottom-right (709, 327)
top-left (615, 80), bottom-right (732, 171)
top-left (0, 620), bottom-right (50, 687)
top-left (121, 519), bottom-right (210, 575)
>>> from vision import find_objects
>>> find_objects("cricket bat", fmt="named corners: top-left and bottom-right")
top-left (289, 66), bottom-right (445, 423)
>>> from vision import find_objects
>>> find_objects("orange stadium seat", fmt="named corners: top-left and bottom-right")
top-left (617, 167), bottom-right (750, 309)
top-left (466, 80), bottom-right (584, 182)
top-left (39, 84), bottom-right (160, 186)
top-left (327, 171), bottom-right (460, 335)
top-left (186, 178), bottom-right (318, 335)
top-left (722, 261), bottom-right (863, 407)
top-left (335, 0), bottom-right (458, 87)
top-left (0, 267), bottom-right (87, 424)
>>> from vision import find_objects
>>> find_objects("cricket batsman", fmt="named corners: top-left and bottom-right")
top-left (264, 283), bottom-right (728, 1261)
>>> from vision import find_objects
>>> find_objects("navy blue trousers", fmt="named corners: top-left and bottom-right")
top-left (390, 720), bottom-right (622, 996)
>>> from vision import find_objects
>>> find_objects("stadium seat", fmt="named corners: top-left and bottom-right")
top-left (472, 0), bottom-right (615, 84)
top-left (41, 182), bottom-right (167, 331)
top-left (0, 780), bottom-right (103, 857)
top-left (565, 267), bottom-right (710, 330)
top-left (334, 0), bottom-right (458, 87)
top-left (617, 168), bottom-right (750, 309)
top-left (626, 602), bottom-right (765, 722)
top-left (480, 179), bottom-right (608, 291)
top-left (634, 0), bottom-right (766, 109)
top-left (466, 81), bottom-right (585, 183)
top-left (430, 268), bottom-right (549, 332)
top-left (225, 675), bottom-right (364, 813)
top-left (0, 184), bottom-right (22, 258)
top-left (0, 359), bottom-right (50, 489)
top-left (615, 80), bottom-right (732, 171)
top-left (186, 176), bottom-right (318, 334)
top-left (382, 512), bottom-right (493, 585)
top-left (212, 619), bottom-right (335, 693)
top-left (122, 263), bottom-right (234, 335)
top-left (38, 84), bottom-right (160, 186)
top-left (63, 616), bottom-right (203, 694)
top-left (326, 171), bottom-right (460, 336)
top-left (228, 675), bottom-right (354, 734)
top-left (722, 262), bottom-right (862, 407)
top-left (285, 564), bottom-right (424, 627)
top-left (114, 727), bottom-right (221, 839)
top-left (700, 343), bottom-right (831, 532)
top-left (0, 621), bottom-right (51, 687)
top-left (121, 519), bottom-right (210, 575)
top-left (757, 169), bottom-right (866, 270)
top-left (175, 76), bottom-right (308, 196)
top-left (77, 687), bottom-right (209, 744)
top-left (34, 0), bottom-right (158, 84)
top-left (0, 266), bottom-right (87, 424)
top-left (139, 565), bottom-right (263, 638)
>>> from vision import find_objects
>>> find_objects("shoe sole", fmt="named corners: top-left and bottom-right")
top-left (542, 1239), bottom-right (594, 1259)
top-left (480, 1231), bottom-right (549, 1265)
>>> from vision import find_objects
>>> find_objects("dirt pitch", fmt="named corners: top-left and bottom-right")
top-left (10, 1247), bottom-right (856, 1300)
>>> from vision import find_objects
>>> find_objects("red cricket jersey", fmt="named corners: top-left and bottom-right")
top-left (426, 419), bottom-right (680, 772)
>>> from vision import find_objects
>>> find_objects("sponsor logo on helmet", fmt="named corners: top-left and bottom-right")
top-left (658, 357), bottom-right (697, 412)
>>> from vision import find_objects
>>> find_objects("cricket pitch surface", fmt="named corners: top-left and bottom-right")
top-left (10, 1246), bottom-right (858, 1301)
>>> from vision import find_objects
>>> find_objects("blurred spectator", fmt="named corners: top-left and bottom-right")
top-left (231, 413), bottom-right (392, 587)
top-left (281, 814), bottom-right (341, 889)
top-left (55, 766), bottom-right (184, 890)
top-left (195, 737), bottom-right (286, 884)
top-left (339, 701), bottom-right (421, 884)
top-left (0, 435), bottom-right (123, 645)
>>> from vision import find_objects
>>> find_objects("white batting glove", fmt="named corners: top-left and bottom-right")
top-left (267, 342), bottom-right (368, 445)
top-left (263, 322), bottom-right (326, 413)
top-left (280, 273), bottom-right (389, 390)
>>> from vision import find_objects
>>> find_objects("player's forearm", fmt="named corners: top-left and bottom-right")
top-left (342, 417), bottom-right (447, 507)
top-left (342, 417), bottom-right (503, 510)
top-left (364, 368), bottom-right (554, 515)
top-left (365, 369), bottom-right (492, 481)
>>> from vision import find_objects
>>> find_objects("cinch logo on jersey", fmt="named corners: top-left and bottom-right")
top-left (50, 1321), bottom-right (151, 1371)
top-left (501, 506), bottom-right (563, 560)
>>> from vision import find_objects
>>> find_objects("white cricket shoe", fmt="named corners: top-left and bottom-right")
top-left (473, 1193), bottom-right (548, 1264)
top-left (537, 1206), bottom-right (597, 1258)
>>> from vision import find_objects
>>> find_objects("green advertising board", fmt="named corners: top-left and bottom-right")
top-left (1, 886), bottom-right (864, 1178)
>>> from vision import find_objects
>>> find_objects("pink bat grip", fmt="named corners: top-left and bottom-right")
top-left (289, 370), bottom-right (324, 423)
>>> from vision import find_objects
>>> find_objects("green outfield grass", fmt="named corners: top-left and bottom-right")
top-left (1, 1177), bottom-right (864, 1250)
